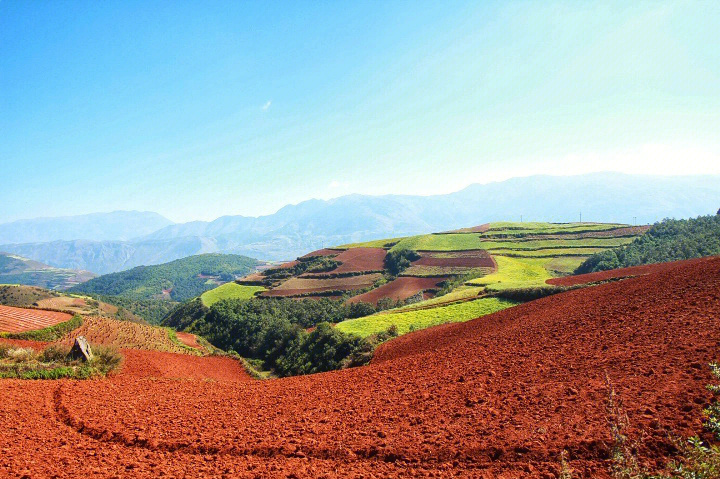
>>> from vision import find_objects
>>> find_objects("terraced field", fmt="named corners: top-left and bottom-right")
top-left (310, 247), bottom-right (386, 275)
top-left (346, 276), bottom-right (447, 305)
top-left (0, 305), bottom-right (72, 333)
top-left (262, 273), bottom-right (382, 297)
top-left (240, 222), bottom-right (649, 337)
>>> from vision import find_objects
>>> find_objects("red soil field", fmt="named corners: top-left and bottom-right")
top-left (546, 256), bottom-right (711, 287)
top-left (262, 273), bottom-right (382, 297)
top-left (1, 257), bottom-right (720, 477)
top-left (0, 305), bottom-right (72, 333)
top-left (347, 276), bottom-right (448, 305)
top-left (273, 260), bottom-right (300, 269)
top-left (57, 316), bottom-right (190, 354)
top-left (309, 247), bottom-right (387, 275)
top-left (299, 248), bottom-right (342, 259)
top-left (446, 223), bottom-right (491, 233)
top-left (236, 272), bottom-right (267, 284)
top-left (413, 250), bottom-right (496, 268)
top-left (117, 349), bottom-right (250, 381)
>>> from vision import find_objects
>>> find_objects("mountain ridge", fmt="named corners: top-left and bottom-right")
top-left (2, 172), bottom-right (719, 272)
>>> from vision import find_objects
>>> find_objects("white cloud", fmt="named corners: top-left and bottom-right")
top-left (262, 100), bottom-right (272, 111)
top-left (328, 180), bottom-right (348, 189)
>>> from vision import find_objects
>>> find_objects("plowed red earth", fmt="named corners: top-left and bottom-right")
top-left (2, 257), bottom-right (720, 477)
top-left (414, 250), bottom-right (496, 268)
top-left (0, 304), bottom-right (72, 333)
top-left (299, 248), bottom-right (341, 259)
top-left (175, 331), bottom-right (203, 350)
top-left (546, 256), bottom-right (710, 287)
top-left (313, 247), bottom-right (386, 274)
top-left (347, 276), bottom-right (448, 305)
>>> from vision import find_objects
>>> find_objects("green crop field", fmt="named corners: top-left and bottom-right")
top-left (483, 222), bottom-right (628, 235)
top-left (543, 256), bottom-right (588, 274)
top-left (487, 247), bottom-right (607, 257)
top-left (466, 256), bottom-right (554, 291)
top-left (337, 237), bottom-right (404, 249)
top-left (477, 237), bottom-right (634, 250)
top-left (389, 285), bottom-right (485, 313)
top-left (391, 234), bottom-right (487, 251)
top-left (200, 283), bottom-right (265, 307)
top-left (401, 265), bottom-right (492, 277)
top-left (335, 296), bottom-right (517, 337)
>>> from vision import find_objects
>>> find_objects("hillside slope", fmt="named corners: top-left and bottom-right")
top-left (576, 214), bottom-right (720, 273)
top-left (71, 253), bottom-right (259, 302)
top-left (0, 285), bottom-right (145, 323)
top-left (0, 252), bottom-right (95, 290)
top-left (2, 256), bottom-right (717, 477)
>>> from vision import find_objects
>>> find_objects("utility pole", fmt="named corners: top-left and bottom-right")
top-left (579, 212), bottom-right (582, 223)
top-left (520, 214), bottom-right (522, 223)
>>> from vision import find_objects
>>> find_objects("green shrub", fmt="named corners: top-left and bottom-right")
top-left (494, 285), bottom-right (567, 301)
top-left (385, 248), bottom-right (420, 276)
top-left (578, 215), bottom-right (720, 274)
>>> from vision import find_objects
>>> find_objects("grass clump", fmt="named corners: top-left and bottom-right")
top-left (0, 342), bottom-right (123, 379)
top-left (0, 314), bottom-right (83, 342)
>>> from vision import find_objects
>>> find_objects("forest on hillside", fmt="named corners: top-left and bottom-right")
top-left (576, 214), bottom-right (720, 273)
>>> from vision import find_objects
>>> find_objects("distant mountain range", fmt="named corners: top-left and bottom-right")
top-left (1, 172), bottom-right (719, 273)
top-left (0, 210), bottom-right (172, 244)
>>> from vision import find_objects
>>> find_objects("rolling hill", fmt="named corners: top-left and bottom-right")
top-left (71, 253), bottom-right (260, 302)
top-left (4, 255), bottom-right (718, 477)
top-left (0, 252), bottom-right (95, 290)
top-left (0, 284), bottom-right (144, 323)
top-left (165, 220), bottom-right (650, 373)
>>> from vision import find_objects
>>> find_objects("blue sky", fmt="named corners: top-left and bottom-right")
top-left (1, 1), bottom-right (719, 223)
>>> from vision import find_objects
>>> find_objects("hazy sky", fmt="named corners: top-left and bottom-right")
top-left (1, 1), bottom-right (719, 223)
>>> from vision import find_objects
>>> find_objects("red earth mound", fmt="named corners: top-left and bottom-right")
top-left (347, 276), bottom-right (448, 305)
top-left (0, 305), bottom-right (72, 333)
top-left (2, 257), bottom-right (720, 477)
top-left (546, 256), bottom-right (712, 287)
